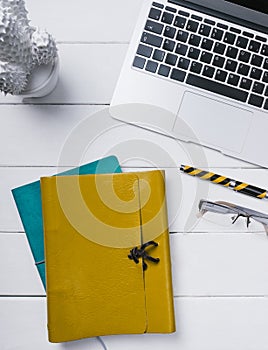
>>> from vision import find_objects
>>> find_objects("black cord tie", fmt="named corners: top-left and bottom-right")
top-left (232, 213), bottom-right (251, 227)
top-left (128, 241), bottom-right (160, 271)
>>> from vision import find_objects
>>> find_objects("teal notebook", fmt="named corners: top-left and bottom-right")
top-left (12, 156), bottom-right (122, 289)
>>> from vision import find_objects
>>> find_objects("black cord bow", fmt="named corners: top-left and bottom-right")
top-left (128, 241), bottom-right (160, 271)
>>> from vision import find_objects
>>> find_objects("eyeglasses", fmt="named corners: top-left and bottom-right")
top-left (198, 199), bottom-right (268, 234)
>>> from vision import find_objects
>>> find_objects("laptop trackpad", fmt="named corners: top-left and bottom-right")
top-left (173, 91), bottom-right (253, 154)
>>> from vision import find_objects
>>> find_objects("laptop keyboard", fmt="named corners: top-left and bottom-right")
top-left (132, 1), bottom-right (268, 110)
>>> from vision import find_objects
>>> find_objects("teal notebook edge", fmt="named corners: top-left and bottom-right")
top-left (12, 156), bottom-right (122, 290)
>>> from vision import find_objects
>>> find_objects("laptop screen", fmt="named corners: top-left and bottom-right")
top-left (180, 0), bottom-right (268, 30)
top-left (225, 0), bottom-right (268, 15)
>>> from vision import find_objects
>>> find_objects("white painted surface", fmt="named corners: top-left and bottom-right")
top-left (1, 1), bottom-right (268, 349)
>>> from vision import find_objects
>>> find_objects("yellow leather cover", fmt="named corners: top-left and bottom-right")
top-left (41, 170), bottom-right (175, 343)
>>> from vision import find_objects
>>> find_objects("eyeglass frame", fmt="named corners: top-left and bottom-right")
top-left (198, 199), bottom-right (268, 234)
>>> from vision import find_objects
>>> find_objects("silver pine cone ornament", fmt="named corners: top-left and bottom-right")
top-left (0, 0), bottom-right (58, 95)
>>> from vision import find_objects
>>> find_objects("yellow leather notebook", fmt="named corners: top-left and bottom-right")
top-left (40, 170), bottom-right (175, 343)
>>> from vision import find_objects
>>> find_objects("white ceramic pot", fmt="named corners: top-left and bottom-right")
top-left (18, 57), bottom-right (59, 100)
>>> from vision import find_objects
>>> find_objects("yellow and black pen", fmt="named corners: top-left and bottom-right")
top-left (180, 164), bottom-right (268, 200)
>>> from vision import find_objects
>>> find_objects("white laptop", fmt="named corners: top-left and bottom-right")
top-left (110, 0), bottom-right (268, 167)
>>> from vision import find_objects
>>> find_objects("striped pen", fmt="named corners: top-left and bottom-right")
top-left (180, 164), bottom-right (268, 200)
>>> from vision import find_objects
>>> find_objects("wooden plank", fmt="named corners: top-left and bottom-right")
top-left (0, 234), bottom-right (44, 295)
top-left (170, 234), bottom-right (268, 297)
top-left (26, 0), bottom-right (143, 42)
top-left (0, 44), bottom-right (128, 104)
top-left (103, 297), bottom-right (268, 350)
top-left (1, 165), bottom-right (267, 232)
top-left (0, 105), bottom-right (251, 168)
top-left (0, 297), bottom-right (103, 349)
top-left (1, 297), bottom-right (268, 350)
top-left (1, 233), bottom-right (268, 296)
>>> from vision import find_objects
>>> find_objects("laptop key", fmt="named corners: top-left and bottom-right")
top-left (265, 86), bottom-right (268, 96)
top-left (264, 58), bottom-right (268, 69)
top-left (145, 60), bottom-right (158, 73)
top-left (261, 44), bottom-right (268, 56)
top-left (189, 34), bottom-right (201, 46)
top-left (255, 35), bottom-right (266, 42)
top-left (262, 71), bottom-right (268, 83)
top-left (250, 67), bottom-right (262, 80)
top-left (217, 23), bottom-right (228, 30)
top-left (251, 54), bottom-right (263, 67)
top-left (230, 27), bottom-right (241, 34)
top-left (215, 69), bottom-right (227, 82)
top-left (174, 15), bottom-right (187, 28)
top-left (243, 31), bottom-right (254, 38)
top-left (165, 53), bottom-right (178, 66)
top-left (204, 19), bottom-right (215, 25)
top-left (238, 50), bottom-right (251, 63)
top-left (252, 82), bottom-right (265, 94)
top-left (224, 32), bottom-right (236, 45)
top-left (236, 36), bottom-right (248, 49)
top-left (186, 20), bottom-right (199, 32)
top-left (248, 40), bottom-right (261, 53)
top-left (176, 30), bottom-right (189, 43)
top-left (175, 43), bottom-right (188, 55)
top-left (166, 6), bottom-right (176, 13)
top-left (170, 68), bottom-right (186, 82)
top-left (163, 39), bottom-right (175, 51)
top-left (198, 24), bottom-right (211, 37)
top-left (141, 32), bottom-right (163, 47)
top-left (137, 44), bottom-right (153, 58)
top-left (212, 55), bottom-right (225, 68)
top-left (149, 8), bottom-right (162, 21)
top-left (213, 42), bottom-right (226, 54)
top-left (188, 47), bottom-right (200, 59)
top-left (225, 59), bottom-right (237, 72)
top-left (178, 10), bottom-right (190, 17)
top-left (200, 51), bottom-right (213, 64)
top-left (158, 64), bottom-right (171, 77)
top-left (211, 28), bottom-right (224, 40)
top-left (190, 61), bottom-right (203, 74)
top-left (133, 56), bottom-right (146, 69)
top-left (227, 73), bottom-right (240, 86)
top-left (161, 12), bottom-right (174, 24)
top-left (237, 63), bottom-right (250, 76)
top-left (203, 65), bottom-right (215, 78)
top-left (192, 14), bottom-right (202, 21)
top-left (240, 78), bottom-right (252, 90)
top-left (248, 94), bottom-right (264, 107)
top-left (177, 57), bottom-right (190, 70)
top-left (201, 38), bottom-right (213, 50)
top-left (186, 74), bottom-right (248, 102)
top-left (264, 99), bottom-right (268, 110)
top-left (164, 26), bottom-right (176, 39)
top-left (153, 49), bottom-right (165, 61)
top-left (152, 2), bottom-right (164, 9)
top-left (226, 46), bottom-right (238, 59)
top-left (145, 20), bottom-right (164, 35)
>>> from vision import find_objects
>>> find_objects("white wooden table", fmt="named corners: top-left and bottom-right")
top-left (1, 1), bottom-right (268, 349)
